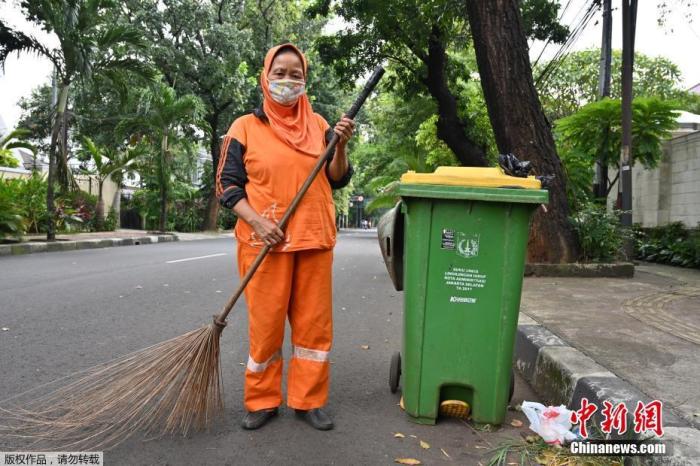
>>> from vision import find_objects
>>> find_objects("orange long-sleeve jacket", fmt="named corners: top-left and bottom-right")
top-left (216, 108), bottom-right (353, 252)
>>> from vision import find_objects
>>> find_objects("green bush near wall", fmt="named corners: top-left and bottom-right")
top-left (0, 174), bottom-right (106, 238)
top-left (635, 222), bottom-right (700, 269)
top-left (570, 202), bottom-right (629, 262)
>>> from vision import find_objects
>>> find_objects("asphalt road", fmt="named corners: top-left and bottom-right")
top-left (1, 231), bottom-right (538, 465)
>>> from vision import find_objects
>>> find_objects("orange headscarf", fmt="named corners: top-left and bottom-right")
top-left (260, 43), bottom-right (326, 157)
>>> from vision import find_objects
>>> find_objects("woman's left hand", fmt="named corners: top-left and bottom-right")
top-left (334, 115), bottom-right (355, 148)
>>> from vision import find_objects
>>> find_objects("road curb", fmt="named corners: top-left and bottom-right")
top-left (0, 234), bottom-right (179, 257)
top-left (514, 317), bottom-right (700, 465)
top-left (524, 262), bottom-right (635, 277)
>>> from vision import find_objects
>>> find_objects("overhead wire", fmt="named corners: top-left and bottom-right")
top-left (535, 0), bottom-right (600, 89)
top-left (531, 0), bottom-right (577, 68)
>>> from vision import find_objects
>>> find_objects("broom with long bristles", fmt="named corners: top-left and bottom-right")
top-left (0, 66), bottom-right (385, 452)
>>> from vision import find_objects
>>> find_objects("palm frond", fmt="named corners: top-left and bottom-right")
top-left (96, 25), bottom-right (147, 50)
top-left (0, 21), bottom-right (55, 71)
top-left (94, 58), bottom-right (157, 81)
top-left (1, 129), bottom-right (31, 147)
top-left (4, 142), bottom-right (36, 154)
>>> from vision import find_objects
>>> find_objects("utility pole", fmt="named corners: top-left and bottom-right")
top-left (620, 0), bottom-right (638, 258)
top-left (594, 0), bottom-right (612, 198)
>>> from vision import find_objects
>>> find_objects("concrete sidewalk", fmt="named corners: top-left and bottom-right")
top-left (515, 262), bottom-right (700, 464)
top-left (0, 229), bottom-right (233, 256)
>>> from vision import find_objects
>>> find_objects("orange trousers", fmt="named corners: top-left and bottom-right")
top-left (237, 243), bottom-right (333, 411)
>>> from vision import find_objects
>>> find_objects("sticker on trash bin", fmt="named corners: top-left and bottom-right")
top-left (444, 267), bottom-right (487, 301)
top-left (441, 229), bottom-right (455, 249)
top-left (456, 233), bottom-right (480, 258)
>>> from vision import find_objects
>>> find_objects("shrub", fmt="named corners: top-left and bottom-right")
top-left (635, 222), bottom-right (700, 268)
top-left (17, 172), bottom-right (48, 233)
top-left (217, 207), bottom-right (237, 230)
top-left (0, 149), bottom-right (20, 168)
top-left (55, 190), bottom-right (97, 232)
top-left (0, 178), bottom-right (24, 240)
top-left (103, 208), bottom-right (118, 231)
top-left (132, 184), bottom-right (206, 232)
top-left (570, 202), bottom-right (628, 262)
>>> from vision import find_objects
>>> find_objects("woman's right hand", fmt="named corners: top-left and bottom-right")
top-left (251, 216), bottom-right (285, 247)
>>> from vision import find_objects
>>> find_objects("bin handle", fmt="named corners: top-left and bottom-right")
top-left (386, 237), bottom-right (392, 258)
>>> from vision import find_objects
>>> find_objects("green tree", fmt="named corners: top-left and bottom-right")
top-left (79, 137), bottom-right (140, 230)
top-left (555, 97), bottom-right (680, 199)
top-left (116, 0), bottom-right (346, 231)
top-left (537, 49), bottom-right (691, 120)
top-left (119, 81), bottom-right (203, 232)
top-left (0, 0), bottom-right (153, 240)
top-left (314, 0), bottom-right (578, 262)
top-left (312, 0), bottom-right (567, 168)
top-left (119, 0), bottom-right (256, 230)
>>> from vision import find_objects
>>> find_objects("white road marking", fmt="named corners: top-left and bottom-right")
top-left (166, 253), bottom-right (227, 264)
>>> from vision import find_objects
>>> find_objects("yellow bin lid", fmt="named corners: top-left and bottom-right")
top-left (400, 167), bottom-right (541, 189)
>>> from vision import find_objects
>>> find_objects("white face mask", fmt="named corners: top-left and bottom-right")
top-left (268, 79), bottom-right (306, 105)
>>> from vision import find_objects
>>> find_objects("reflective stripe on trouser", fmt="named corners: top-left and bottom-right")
top-left (238, 243), bottom-right (333, 411)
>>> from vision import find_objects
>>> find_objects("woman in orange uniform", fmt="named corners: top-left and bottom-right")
top-left (215, 43), bottom-right (354, 431)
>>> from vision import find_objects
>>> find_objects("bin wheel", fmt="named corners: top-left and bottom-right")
top-left (389, 352), bottom-right (401, 393)
top-left (509, 368), bottom-right (515, 402)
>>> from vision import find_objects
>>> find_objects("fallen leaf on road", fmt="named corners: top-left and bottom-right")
top-left (419, 440), bottom-right (430, 449)
top-left (1, 327), bottom-right (9, 331)
top-left (510, 419), bottom-right (523, 427)
top-left (440, 448), bottom-right (450, 458)
top-left (361, 345), bottom-right (370, 350)
top-left (238, 362), bottom-right (245, 366)
top-left (394, 432), bottom-right (405, 438)
top-left (394, 459), bottom-right (421, 465)
top-left (409, 435), bottom-right (417, 439)
top-left (474, 445), bottom-right (487, 449)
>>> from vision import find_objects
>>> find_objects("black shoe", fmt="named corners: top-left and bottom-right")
top-left (295, 408), bottom-right (334, 430)
top-left (241, 408), bottom-right (278, 430)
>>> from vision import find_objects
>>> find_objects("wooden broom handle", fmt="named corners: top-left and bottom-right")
top-left (214, 66), bottom-right (385, 327)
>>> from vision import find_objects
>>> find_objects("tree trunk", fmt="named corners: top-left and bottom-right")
top-left (45, 84), bottom-right (71, 241)
top-left (466, 0), bottom-right (579, 263)
top-left (159, 132), bottom-right (169, 233)
top-left (55, 83), bottom-right (75, 192)
top-left (202, 114), bottom-right (220, 231)
top-left (112, 185), bottom-right (122, 229)
top-left (46, 114), bottom-right (60, 241)
top-left (96, 179), bottom-right (105, 231)
top-left (422, 25), bottom-right (489, 167)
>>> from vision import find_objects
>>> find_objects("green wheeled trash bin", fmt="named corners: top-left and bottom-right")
top-left (389, 166), bottom-right (548, 425)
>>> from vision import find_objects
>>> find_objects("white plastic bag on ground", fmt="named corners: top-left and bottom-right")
top-left (521, 401), bottom-right (579, 445)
